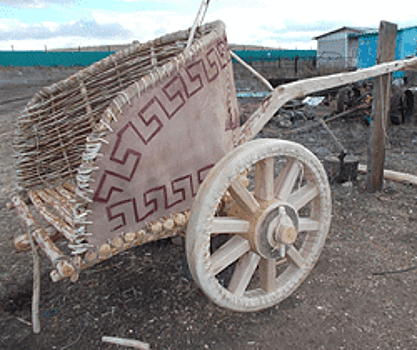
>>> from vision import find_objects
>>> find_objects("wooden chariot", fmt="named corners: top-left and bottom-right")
top-left (8, 20), bottom-right (417, 332)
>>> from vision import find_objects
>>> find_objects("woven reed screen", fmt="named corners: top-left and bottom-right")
top-left (13, 22), bottom-right (222, 193)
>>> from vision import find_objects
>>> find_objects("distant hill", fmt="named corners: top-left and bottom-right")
top-left (52, 42), bottom-right (279, 53)
top-left (229, 44), bottom-right (279, 51)
top-left (51, 42), bottom-right (137, 52)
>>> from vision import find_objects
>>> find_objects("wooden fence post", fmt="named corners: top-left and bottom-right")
top-left (294, 55), bottom-right (299, 75)
top-left (366, 21), bottom-right (397, 191)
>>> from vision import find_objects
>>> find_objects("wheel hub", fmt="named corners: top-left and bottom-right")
top-left (250, 202), bottom-right (299, 259)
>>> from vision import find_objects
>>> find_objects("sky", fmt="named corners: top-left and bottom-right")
top-left (0, 0), bottom-right (416, 51)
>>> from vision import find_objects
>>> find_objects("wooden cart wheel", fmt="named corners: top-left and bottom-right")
top-left (186, 139), bottom-right (331, 311)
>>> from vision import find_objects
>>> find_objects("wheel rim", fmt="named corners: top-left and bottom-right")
top-left (186, 139), bottom-right (331, 311)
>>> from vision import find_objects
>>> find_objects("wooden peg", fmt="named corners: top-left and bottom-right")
top-left (50, 269), bottom-right (64, 282)
top-left (98, 243), bottom-right (112, 259)
top-left (134, 230), bottom-right (146, 246)
top-left (56, 260), bottom-right (75, 278)
top-left (85, 250), bottom-right (98, 264)
top-left (163, 217), bottom-right (175, 230)
top-left (111, 236), bottom-right (124, 249)
top-left (173, 213), bottom-right (187, 226)
top-left (150, 221), bottom-right (162, 233)
top-left (14, 234), bottom-right (31, 252)
top-left (124, 231), bottom-right (136, 243)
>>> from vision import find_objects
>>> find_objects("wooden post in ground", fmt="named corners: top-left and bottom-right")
top-left (366, 21), bottom-right (397, 192)
top-left (294, 55), bottom-right (299, 76)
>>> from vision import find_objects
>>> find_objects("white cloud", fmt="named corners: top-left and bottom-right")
top-left (204, 0), bottom-right (417, 48)
top-left (0, 18), bottom-right (28, 32)
top-left (0, 18), bottom-right (133, 50)
top-left (2, 36), bottom-right (131, 51)
top-left (0, 0), bottom-right (76, 8)
top-left (42, 21), bottom-right (60, 31)
top-left (1, 0), bottom-right (416, 50)
top-left (92, 10), bottom-right (194, 42)
top-left (117, 0), bottom-right (191, 3)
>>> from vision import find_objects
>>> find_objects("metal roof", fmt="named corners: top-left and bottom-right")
top-left (313, 26), bottom-right (371, 40)
top-left (348, 24), bottom-right (417, 38)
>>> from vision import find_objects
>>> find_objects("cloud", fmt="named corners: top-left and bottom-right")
top-left (252, 20), bottom-right (352, 48)
top-left (0, 0), bottom-right (77, 8)
top-left (153, 27), bottom-right (167, 36)
top-left (205, 0), bottom-right (417, 48)
top-left (92, 10), bottom-right (194, 42)
top-left (265, 20), bottom-right (349, 36)
top-left (205, 7), bottom-right (318, 48)
top-left (0, 19), bottom-right (132, 41)
top-left (1, 0), bottom-right (416, 51)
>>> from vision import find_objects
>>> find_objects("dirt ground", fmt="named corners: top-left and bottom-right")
top-left (0, 67), bottom-right (416, 350)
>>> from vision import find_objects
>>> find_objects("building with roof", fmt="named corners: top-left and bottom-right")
top-left (352, 25), bottom-right (417, 72)
top-left (313, 27), bottom-right (371, 69)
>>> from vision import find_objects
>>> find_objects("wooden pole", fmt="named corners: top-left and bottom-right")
top-left (230, 51), bottom-right (273, 91)
top-left (27, 231), bottom-right (41, 333)
top-left (102, 336), bottom-right (150, 349)
top-left (294, 55), bottom-right (299, 75)
top-left (366, 21), bottom-right (397, 192)
top-left (186, 0), bottom-right (210, 49)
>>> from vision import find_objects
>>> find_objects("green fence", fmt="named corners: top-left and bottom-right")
top-left (232, 49), bottom-right (317, 63)
top-left (0, 51), bottom-right (115, 67)
top-left (0, 49), bottom-right (317, 67)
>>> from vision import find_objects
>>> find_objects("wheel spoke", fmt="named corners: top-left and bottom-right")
top-left (209, 217), bottom-right (250, 234)
top-left (254, 157), bottom-right (275, 201)
top-left (280, 244), bottom-right (286, 259)
top-left (288, 183), bottom-right (319, 210)
top-left (298, 218), bottom-right (320, 232)
top-left (286, 245), bottom-right (305, 268)
top-left (228, 252), bottom-right (261, 296)
top-left (275, 160), bottom-right (302, 201)
top-left (229, 178), bottom-right (259, 214)
top-left (210, 236), bottom-right (251, 275)
top-left (259, 258), bottom-right (276, 292)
